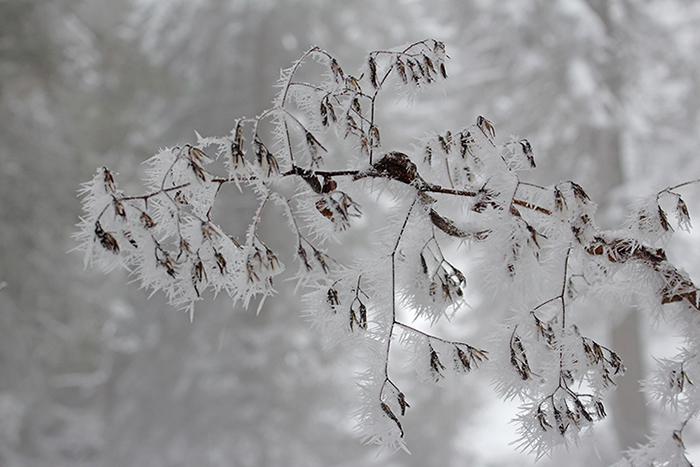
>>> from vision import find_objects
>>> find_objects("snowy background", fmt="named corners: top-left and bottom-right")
top-left (2, 0), bottom-right (700, 466)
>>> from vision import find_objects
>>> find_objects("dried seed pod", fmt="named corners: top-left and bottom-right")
top-left (673, 430), bottom-right (685, 448)
top-left (230, 141), bottom-right (246, 172)
top-left (188, 146), bottom-right (210, 164)
top-left (349, 299), bottom-right (367, 331)
top-left (459, 131), bottom-right (475, 158)
top-left (315, 198), bottom-right (334, 220)
top-left (358, 302), bottom-right (367, 328)
top-left (345, 114), bottom-right (359, 138)
top-left (439, 62), bottom-right (447, 79)
top-left (201, 222), bottom-right (217, 241)
top-left (594, 400), bottom-right (606, 418)
top-left (330, 58), bottom-right (344, 84)
top-left (676, 197), bottom-right (692, 230)
top-left (189, 160), bottom-right (207, 182)
top-left (369, 125), bottom-right (381, 148)
top-left (519, 139), bottom-right (535, 168)
top-left (327, 288), bottom-right (340, 309)
top-left (397, 392), bottom-right (410, 416)
top-left (424, 144), bottom-right (433, 164)
top-left (553, 404), bottom-right (567, 434)
top-left (351, 97), bottom-right (362, 115)
top-left (123, 231), bottom-right (137, 248)
top-left (233, 120), bottom-right (244, 149)
top-left (215, 251), bottom-right (227, 274)
top-left (140, 212), bottom-right (156, 228)
top-left (180, 239), bottom-right (192, 254)
top-left (406, 59), bottom-right (420, 85)
top-left (298, 245), bottom-right (312, 271)
top-left (314, 249), bottom-right (330, 274)
top-left (346, 75), bottom-right (361, 92)
top-left (321, 177), bottom-right (337, 194)
top-left (395, 57), bottom-right (408, 84)
top-left (476, 115), bottom-right (495, 139)
top-left (326, 100), bottom-right (337, 123)
top-left (320, 102), bottom-right (328, 127)
top-left (113, 197), bottom-right (127, 219)
top-left (510, 332), bottom-right (532, 380)
top-left (380, 402), bottom-right (404, 437)
top-left (155, 246), bottom-right (177, 278)
top-left (102, 167), bottom-right (116, 194)
top-left (265, 153), bottom-right (280, 177)
top-left (305, 131), bottom-right (327, 166)
top-left (414, 59), bottom-right (427, 81)
top-left (429, 209), bottom-right (472, 238)
top-left (455, 346), bottom-right (472, 372)
top-left (538, 407), bottom-right (552, 431)
top-left (424, 55), bottom-right (436, 75)
top-left (658, 205), bottom-right (671, 231)
top-left (438, 133), bottom-right (451, 154)
top-left (570, 181), bottom-right (590, 202)
top-left (419, 252), bottom-right (429, 275)
top-left (368, 55), bottom-right (379, 89)
top-left (554, 187), bottom-right (566, 212)
top-left (253, 136), bottom-right (268, 163)
top-left (429, 344), bottom-right (446, 380)
top-left (95, 221), bottom-right (119, 254)
top-left (193, 259), bottom-right (206, 283)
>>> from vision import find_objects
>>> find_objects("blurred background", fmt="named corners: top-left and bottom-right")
top-left (2, 0), bottom-right (700, 465)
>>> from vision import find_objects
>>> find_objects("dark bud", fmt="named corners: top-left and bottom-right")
top-left (366, 151), bottom-right (419, 185)
top-left (322, 177), bottom-right (337, 194)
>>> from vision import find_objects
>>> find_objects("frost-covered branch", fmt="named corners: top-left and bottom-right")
top-left (75, 41), bottom-right (700, 464)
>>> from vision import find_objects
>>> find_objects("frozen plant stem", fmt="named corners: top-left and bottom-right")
top-left (75, 40), bottom-right (700, 463)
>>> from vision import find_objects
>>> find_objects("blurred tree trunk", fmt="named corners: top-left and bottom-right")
top-left (584, 0), bottom-right (649, 453)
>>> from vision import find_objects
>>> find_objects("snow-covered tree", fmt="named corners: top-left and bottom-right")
top-left (76, 40), bottom-right (700, 465)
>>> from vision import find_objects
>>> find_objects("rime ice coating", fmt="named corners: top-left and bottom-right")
top-left (75, 41), bottom-right (700, 464)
